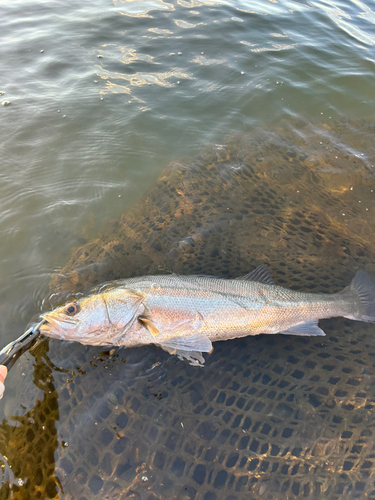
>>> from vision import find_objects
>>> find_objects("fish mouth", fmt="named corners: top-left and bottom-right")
top-left (40, 312), bottom-right (78, 339)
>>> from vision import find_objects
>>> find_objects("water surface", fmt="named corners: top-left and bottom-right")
top-left (0, 0), bottom-right (374, 498)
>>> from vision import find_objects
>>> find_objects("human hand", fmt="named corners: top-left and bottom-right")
top-left (0, 366), bottom-right (8, 399)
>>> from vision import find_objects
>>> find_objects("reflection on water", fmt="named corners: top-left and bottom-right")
top-left (1, 119), bottom-right (374, 499)
top-left (318, 0), bottom-right (375, 46)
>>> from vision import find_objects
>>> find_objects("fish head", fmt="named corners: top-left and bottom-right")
top-left (40, 287), bottom-right (146, 346)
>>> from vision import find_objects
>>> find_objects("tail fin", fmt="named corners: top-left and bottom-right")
top-left (344, 270), bottom-right (375, 323)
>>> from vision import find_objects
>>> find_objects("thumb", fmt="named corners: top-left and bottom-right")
top-left (0, 366), bottom-right (8, 399)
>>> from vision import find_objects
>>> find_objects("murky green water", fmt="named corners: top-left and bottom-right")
top-left (0, 0), bottom-right (374, 498)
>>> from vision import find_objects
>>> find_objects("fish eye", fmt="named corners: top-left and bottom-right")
top-left (64, 303), bottom-right (80, 316)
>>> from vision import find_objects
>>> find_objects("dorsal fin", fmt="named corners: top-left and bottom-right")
top-left (235, 265), bottom-right (275, 285)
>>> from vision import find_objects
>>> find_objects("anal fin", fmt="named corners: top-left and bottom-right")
top-left (280, 321), bottom-right (325, 336)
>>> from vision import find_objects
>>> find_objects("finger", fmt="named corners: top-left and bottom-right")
top-left (0, 366), bottom-right (7, 385)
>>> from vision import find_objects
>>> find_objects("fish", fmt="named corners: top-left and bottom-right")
top-left (39, 265), bottom-right (375, 366)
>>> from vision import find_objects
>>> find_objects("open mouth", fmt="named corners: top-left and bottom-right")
top-left (39, 312), bottom-right (78, 338)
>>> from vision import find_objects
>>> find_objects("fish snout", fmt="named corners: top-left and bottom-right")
top-left (40, 312), bottom-right (79, 340)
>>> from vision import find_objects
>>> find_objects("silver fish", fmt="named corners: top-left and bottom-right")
top-left (40, 266), bottom-right (375, 366)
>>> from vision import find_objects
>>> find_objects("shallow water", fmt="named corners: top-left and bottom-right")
top-left (0, 0), bottom-right (374, 498)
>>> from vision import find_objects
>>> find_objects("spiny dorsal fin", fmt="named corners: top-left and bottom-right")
top-left (235, 265), bottom-right (275, 285)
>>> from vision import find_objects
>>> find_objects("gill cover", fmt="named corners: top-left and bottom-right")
top-left (103, 288), bottom-right (146, 330)
top-left (41, 287), bottom-right (146, 346)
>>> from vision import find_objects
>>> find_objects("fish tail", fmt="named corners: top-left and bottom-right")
top-left (343, 270), bottom-right (375, 323)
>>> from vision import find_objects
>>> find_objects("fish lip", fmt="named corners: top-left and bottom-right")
top-left (40, 312), bottom-right (78, 338)
top-left (41, 311), bottom-right (78, 326)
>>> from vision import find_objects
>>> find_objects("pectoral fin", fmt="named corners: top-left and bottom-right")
top-left (139, 317), bottom-right (160, 337)
top-left (280, 321), bottom-right (325, 336)
top-left (158, 333), bottom-right (213, 367)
